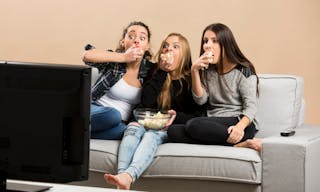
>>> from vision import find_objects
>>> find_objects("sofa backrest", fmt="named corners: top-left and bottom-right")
top-left (91, 67), bottom-right (99, 87)
top-left (255, 74), bottom-right (305, 138)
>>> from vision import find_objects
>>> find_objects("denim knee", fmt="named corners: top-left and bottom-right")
top-left (123, 123), bottom-right (146, 138)
top-left (90, 105), bottom-right (123, 133)
top-left (143, 130), bottom-right (168, 145)
top-left (101, 107), bottom-right (122, 121)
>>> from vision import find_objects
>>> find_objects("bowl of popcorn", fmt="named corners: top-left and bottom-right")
top-left (133, 108), bottom-right (171, 130)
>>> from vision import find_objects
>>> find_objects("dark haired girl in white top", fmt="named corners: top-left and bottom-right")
top-left (83, 21), bottom-right (155, 140)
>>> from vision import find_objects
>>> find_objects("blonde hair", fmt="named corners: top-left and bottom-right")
top-left (155, 33), bottom-right (192, 110)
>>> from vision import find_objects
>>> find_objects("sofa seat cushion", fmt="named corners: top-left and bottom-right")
top-left (89, 140), bottom-right (262, 184)
top-left (90, 139), bottom-right (120, 174)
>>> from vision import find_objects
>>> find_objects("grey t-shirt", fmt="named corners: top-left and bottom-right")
top-left (193, 65), bottom-right (258, 127)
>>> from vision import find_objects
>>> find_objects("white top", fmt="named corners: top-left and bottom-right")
top-left (97, 78), bottom-right (142, 121)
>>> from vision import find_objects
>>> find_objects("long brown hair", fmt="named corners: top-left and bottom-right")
top-left (199, 23), bottom-right (259, 95)
top-left (155, 33), bottom-right (192, 110)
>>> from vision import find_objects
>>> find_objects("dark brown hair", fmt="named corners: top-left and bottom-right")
top-left (199, 23), bottom-right (259, 95)
top-left (115, 21), bottom-right (152, 60)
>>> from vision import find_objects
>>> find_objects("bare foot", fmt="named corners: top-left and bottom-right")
top-left (104, 173), bottom-right (118, 186)
top-left (234, 138), bottom-right (262, 152)
top-left (104, 172), bottom-right (133, 190)
top-left (247, 138), bottom-right (262, 152)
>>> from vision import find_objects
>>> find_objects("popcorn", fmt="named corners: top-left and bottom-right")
top-left (137, 112), bottom-right (170, 129)
top-left (161, 52), bottom-right (174, 64)
top-left (207, 51), bottom-right (213, 63)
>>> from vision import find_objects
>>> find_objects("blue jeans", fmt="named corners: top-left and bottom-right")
top-left (117, 123), bottom-right (168, 182)
top-left (90, 103), bottom-right (127, 140)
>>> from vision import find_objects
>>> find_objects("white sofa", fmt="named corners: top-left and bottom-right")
top-left (73, 73), bottom-right (320, 192)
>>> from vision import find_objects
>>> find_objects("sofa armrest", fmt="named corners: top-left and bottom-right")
top-left (262, 125), bottom-right (320, 192)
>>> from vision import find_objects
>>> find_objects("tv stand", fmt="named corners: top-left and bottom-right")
top-left (0, 172), bottom-right (51, 192)
top-left (3, 180), bottom-right (135, 192)
top-left (6, 181), bottom-right (51, 192)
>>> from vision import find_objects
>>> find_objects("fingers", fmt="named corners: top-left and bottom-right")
top-left (227, 126), bottom-right (244, 144)
top-left (166, 116), bottom-right (175, 127)
top-left (200, 63), bottom-right (209, 70)
top-left (132, 47), bottom-right (143, 60)
top-left (125, 46), bottom-right (144, 62)
top-left (193, 61), bottom-right (208, 71)
top-left (135, 49), bottom-right (144, 59)
top-left (227, 134), bottom-right (241, 144)
top-left (192, 54), bottom-right (212, 71)
top-left (166, 110), bottom-right (176, 127)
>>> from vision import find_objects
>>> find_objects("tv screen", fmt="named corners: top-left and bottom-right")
top-left (0, 61), bottom-right (91, 190)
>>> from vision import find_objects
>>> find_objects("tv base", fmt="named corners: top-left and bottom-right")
top-left (0, 173), bottom-right (51, 192)
top-left (6, 181), bottom-right (52, 192)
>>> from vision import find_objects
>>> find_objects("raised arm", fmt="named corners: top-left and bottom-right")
top-left (191, 55), bottom-right (210, 105)
top-left (82, 45), bottom-right (144, 64)
top-left (82, 49), bottom-right (126, 63)
top-left (191, 55), bottom-right (206, 97)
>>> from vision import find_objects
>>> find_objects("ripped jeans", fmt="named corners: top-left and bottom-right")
top-left (117, 122), bottom-right (168, 182)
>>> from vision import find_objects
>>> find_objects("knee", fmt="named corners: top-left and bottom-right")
top-left (185, 118), bottom-right (199, 132)
top-left (104, 108), bottom-right (122, 125)
top-left (143, 131), bottom-right (156, 138)
top-left (109, 108), bottom-right (122, 121)
top-left (143, 131), bottom-right (164, 145)
top-left (91, 107), bottom-right (122, 121)
top-left (186, 118), bottom-right (199, 127)
top-left (124, 123), bottom-right (146, 138)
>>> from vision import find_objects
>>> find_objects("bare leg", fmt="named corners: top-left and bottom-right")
top-left (104, 172), bottom-right (133, 190)
top-left (234, 138), bottom-right (262, 152)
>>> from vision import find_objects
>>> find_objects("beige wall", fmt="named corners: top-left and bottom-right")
top-left (1, 0), bottom-right (319, 124)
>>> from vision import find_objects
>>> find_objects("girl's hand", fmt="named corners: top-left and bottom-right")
top-left (123, 45), bottom-right (144, 62)
top-left (191, 52), bottom-right (212, 71)
top-left (227, 125), bottom-right (244, 144)
top-left (165, 109), bottom-right (176, 127)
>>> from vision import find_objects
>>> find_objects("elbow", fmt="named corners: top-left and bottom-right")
top-left (82, 44), bottom-right (96, 62)
top-left (82, 51), bottom-right (91, 62)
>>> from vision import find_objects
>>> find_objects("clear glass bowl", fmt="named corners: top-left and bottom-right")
top-left (133, 108), bottom-right (171, 130)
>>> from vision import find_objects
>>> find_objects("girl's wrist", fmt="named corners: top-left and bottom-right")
top-left (236, 119), bottom-right (249, 130)
top-left (191, 66), bottom-right (200, 73)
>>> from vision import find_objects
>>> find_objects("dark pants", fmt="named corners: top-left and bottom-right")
top-left (167, 116), bottom-right (256, 146)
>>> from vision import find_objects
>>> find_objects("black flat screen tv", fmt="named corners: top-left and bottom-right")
top-left (0, 61), bottom-right (91, 191)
